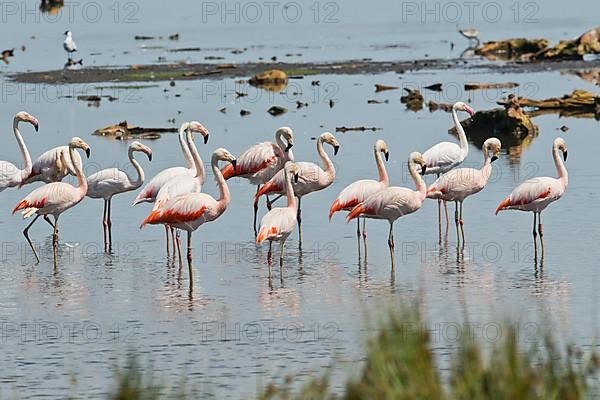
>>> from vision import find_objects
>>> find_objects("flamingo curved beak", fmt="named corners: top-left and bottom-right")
top-left (333, 145), bottom-right (340, 156)
top-left (384, 151), bottom-right (389, 162)
top-left (32, 119), bottom-right (39, 132)
top-left (231, 159), bottom-right (237, 170)
top-left (466, 106), bottom-right (475, 117)
top-left (491, 156), bottom-right (498, 163)
top-left (147, 152), bottom-right (153, 162)
top-left (85, 148), bottom-right (91, 158)
top-left (293, 172), bottom-right (299, 183)
top-left (563, 150), bottom-right (568, 161)
top-left (285, 143), bottom-right (293, 152)
top-left (204, 134), bottom-right (209, 144)
top-left (421, 165), bottom-right (427, 175)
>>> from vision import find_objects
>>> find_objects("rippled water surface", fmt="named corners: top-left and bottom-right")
top-left (1, 0), bottom-right (599, 397)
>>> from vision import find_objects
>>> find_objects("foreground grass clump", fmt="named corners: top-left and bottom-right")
top-left (260, 305), bottom-right (599, 400)
top-left (107, 306), bottom-right (598, 399)
top-left (108, 357), bottom-right (188, 400)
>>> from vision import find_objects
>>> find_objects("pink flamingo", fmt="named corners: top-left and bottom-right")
top-left (256, 161), bottom-right (301, 267)
top-left (13, 137), bottom-right (91, 264)
top-left (496, 137), bottom-right (568, 256)
top-left (141, 148), bottom-right (236, 289)
top-left (427, 138), bottom-right (502, 243)
top-left (255, 132), bottom-right (339, 243)
top-left (153, 124), bottom-right (208, 262)
top-left (421, 101), bottom-right (475, 229)
top-left (22, 145), bottom-right (82, 185)
top-left (346, 152), bottom-right (427, 266)
top-left (0, 111), bottom-right (39, 192)
top-left (132, 121), bottom-right (209, 254)
top-left (329, 139), bottom-right (390, 245)
top-left (221, 127), bottom-right (294, 235)
top-left (86, 141), bottom-right (152, 250)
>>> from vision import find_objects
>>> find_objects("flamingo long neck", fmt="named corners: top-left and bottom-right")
top-left (409, 160), bottom-right (427, 199)
top-left (452, 105), bottom-right (469, 155)
top-left (374, 147), bottom-right (388, 186)
top-left (212, 157), bottom-right (230, 208)
top-left (186, 130), bottom-right (206, 186)
top-left (13, 118), bottom-right (32, 180)
top-left (481, 144), bottom-right (493, 182)
top-left (284, 168), bottom-right (297, 210)
top-left (553, 146), bottom-right (568, 185)
top-left (275, 130), bottom-right (286, 152)
top-left (317, 138), bottom-right (335, 178)
top-left (128, 149), bottom-right (145, 189)
top-left (178, 123), bottom-right (194, 170)
top-left (69, 145), bottom-right (87, 196)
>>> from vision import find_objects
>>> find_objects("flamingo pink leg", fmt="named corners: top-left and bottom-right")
top-left (387, 222), bottom-right (395, 267)
top-left (187, 231), bottom-right (194, 290)
top-left (538, 213), bottom-right (544, 254)
top-left (176, 230), bottom-right (183, 268)
top-left (253, 185), bottom-right (260, 236)
top-left (297, 197), bottom-right (302, 244)
top-left (107, 199), bottom-right (113, 251)
top-left (102, 199), bottom-right (109, 250)
top-left (52, 216), bottom-right (60, 264)
top-left (23, 215), bottom-right (41, 264)
top-left (532, 212), bottom-right (538, 258)
top-left (170, 226), bottom-right (177, 255)
top-left (165, 226), bottom-right (171, 256)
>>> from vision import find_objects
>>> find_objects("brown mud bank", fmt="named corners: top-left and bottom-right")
top-left (10, 58), bottom-right (600, 84)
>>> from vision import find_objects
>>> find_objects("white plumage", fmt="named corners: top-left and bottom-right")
top-left (63, 31), bottom-right (77, 56)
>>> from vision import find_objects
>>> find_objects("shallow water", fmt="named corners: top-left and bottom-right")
top-left (1, 1), bottom-right (600, 398)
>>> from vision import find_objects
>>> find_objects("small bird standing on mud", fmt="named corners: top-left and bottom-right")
top-left (63, 30), bottom-right (77, 60)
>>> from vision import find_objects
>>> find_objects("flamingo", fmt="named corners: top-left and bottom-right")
top-left (496, 137), bottom-right (568, 257)
top-left (346, 152), bottom-right (427, 266)
top-left (0, 111), bottom-right (39, 192)
top-left (329, 139), bottom-right (390, 245)
top-left (422, 101), bottom-right (475, 230)
top-left (86, 141), bottom-right (152, 251)
top-left (153, 124), bottom-right (208, 262)
top-left (221, 127), bottom-right (294, 235)
top-left (141, 148), bottom-right (237, 290)
top-left (22, 145), bottom-right (82, 184)
top-left (256, 161), bottom-right (301, 266)
top-left (133, 121), bottom-right (209, 254)
top-left (255, 132), bottom-right (339, 243)
top-left (13, 137), bottom-right (91, 264)
top-left (427, 138), bottom-right (502, 244)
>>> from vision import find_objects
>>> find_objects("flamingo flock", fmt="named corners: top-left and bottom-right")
top-left (1, 104), bottom-right (570, 285)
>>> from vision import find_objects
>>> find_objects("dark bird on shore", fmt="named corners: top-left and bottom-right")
top-left (64, 58), bottom-right (83, 69)
top-left (1, 48), bottom-right (15, 64)
top-left (458, 27), bottom-right (480, 46)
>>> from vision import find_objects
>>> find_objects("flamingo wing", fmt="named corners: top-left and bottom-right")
top-left (141, 193), bottom-right (216, 227)
top-left (14, 182), bottom-right (80, 215)
top-left (347, 187), bottom-right (418, 221)
top-left (86, 168), bottom-right (132, 198)
top-left (427, 168), bottom-right (484, 200)
top-left (133, 166), bottom-right (190, 204)
top-left (154, 175), bottom-right (201, 209)
top-left (329, 179), bottom-right (382, 219)
top-left (257, 208), bottom-right (296, 243)
top-left (222, 142), bottom-right (282, 179)
top-left (422, 142), bottom-right (463, 172)
top-left (496, 177), bottom-right (562, 213)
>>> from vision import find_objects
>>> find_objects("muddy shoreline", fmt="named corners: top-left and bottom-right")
top-left (10, 58), bottom-right (600, 84)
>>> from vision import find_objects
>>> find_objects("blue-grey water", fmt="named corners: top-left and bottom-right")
top-left (1, 0), bottom-right (599, 397)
